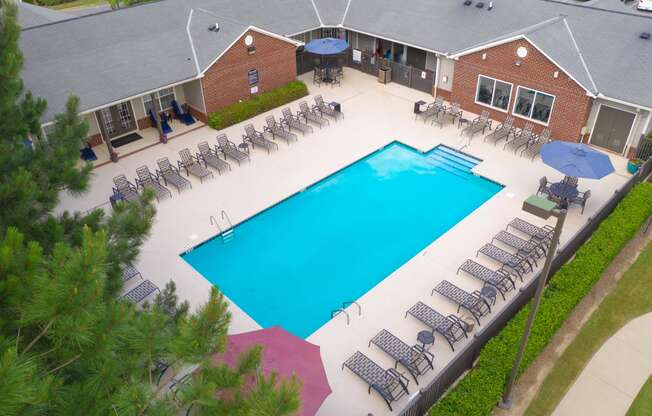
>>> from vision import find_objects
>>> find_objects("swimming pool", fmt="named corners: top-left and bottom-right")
top-left (182, 142), bottom-right (502, 338)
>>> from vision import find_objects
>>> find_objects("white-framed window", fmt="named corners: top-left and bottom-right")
top-left (475, 75), bottom-right (512, 112)
top-left (143, 87), bottom-right (176, 114)
top-left (100, 108), bottom-right (116, 136)
top-left (513, 86), bottom-right (555, 125)
top-left (117, 102), bottom-right (133, 129)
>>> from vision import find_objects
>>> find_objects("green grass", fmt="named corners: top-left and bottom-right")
top-left (50, 0), bottom-right (107, 10)
top-left (628, 375), bottom-right (652, 416)
top-left (525, 239), bottom-right (652, 416)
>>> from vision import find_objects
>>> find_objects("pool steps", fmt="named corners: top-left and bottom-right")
top-left (425, 145), bottom-right (480, 177)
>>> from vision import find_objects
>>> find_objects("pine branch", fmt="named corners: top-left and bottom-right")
top-left (21, 319), bottom-right (54, 355)
top-left (48, 353), bottom-right (81, 374)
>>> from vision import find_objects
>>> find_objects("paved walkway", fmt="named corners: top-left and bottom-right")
top-left (553, 313), bottom-right (652, 416)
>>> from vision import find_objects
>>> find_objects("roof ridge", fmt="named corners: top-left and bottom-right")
top-left (186, 9), bottom-right (201, 76)
top-left (561, 16), bottom-right (598, 93)
top-left (194, 7), bottom-right (248, 27)
top-left (309, 0), bottom-right (324, 26)
top-left (540, 0), bottom-right (652, 20)
top-left (340, 0), bottom-right (353, 26)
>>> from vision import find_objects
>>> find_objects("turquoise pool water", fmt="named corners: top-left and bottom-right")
top-left (182, 143), bottom-right (502, 338)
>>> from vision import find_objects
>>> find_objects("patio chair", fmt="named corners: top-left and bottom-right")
top-left (299, 101), bottom-right (329, 128)
top-left (243, 123), bottom-right (278, 154)
top-left (216, 134), bottom-right (249, 165)
top-left (507, 217), bottom-right (554, 243)
top-left (172, 100), bottom-right (195, 125)
top-left (432, 280), bottom-right (492, 325)
top-left (433, 102), bottom-right (463, 129)
top-left (156, 157), bottom-right (192, 193)
top-left (520, 128), bottom-right (551, 160)
top-left (135, 165), bottom-right (172, 202)
top-left (537, 176), bottom-right (551, 197)
top-left (112, 174), bottom-right (139, 202)
top-left (492, 230), bottom-right (546, 263)
top-left (461, 110), bottom-right (491, 138)
top-left (264, 115), bottom-right (298, 145)
top-left (484, 116), bottom-right (514, 145)
top-left (563, 176), bottom-right (579, 187)
top-left (314, 95), bottom-right (343, 120)
top-left (312, 67), bottom-right (323, 86)
top-left (177, 148), bottom-right (214, 183)
top-left (415, 97), bottom-right (443, 123)
top-left (149, 109), bottom-right (172, 135)
top-left (504, 123), bottom-right (534, 153)
top-left (570, 189), bottom-right (591, 214)
top-left (406, 301), bottom-right (468, 351)
top-left (281, 107), bottom-right (313, 135)
top-left (197, 141), bottom-right (231, 174)
top-left (457, 259), bottom-right (516, 300)
top-left (477, 243), bottom-right (534, 279)
top-left (122, 264), bottom-right (143, 283)
top-left (122, 279), bottom-right (160, 304)
top-left (369, 329), bottom-right (434, 384)
top-left (342, 351), bottom-right (409, 411)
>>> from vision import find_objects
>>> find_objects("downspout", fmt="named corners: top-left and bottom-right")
top-left (433, 54), bottom-right (442, 97)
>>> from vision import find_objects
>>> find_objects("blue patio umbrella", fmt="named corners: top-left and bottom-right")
top-left (304, 37), bottom-right (349, 55)
top-left (540, 141), bottom-right (614, 179)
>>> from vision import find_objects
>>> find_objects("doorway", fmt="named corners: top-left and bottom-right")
top-left (590, 105), bottom-right (636, 154)
top-left (95, 101), bottom-right (136, 141)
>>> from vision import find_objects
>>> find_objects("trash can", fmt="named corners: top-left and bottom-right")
top-left (414, 100), bottom-right (426, 114)
top-left (330, 101), bottom-right (341, 113)
top-left (378, 66), bottom-right (392, 84)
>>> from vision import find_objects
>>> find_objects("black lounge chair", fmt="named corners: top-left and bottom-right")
top-left (314, 95), bottom-right (343, 120)
top-left (432, 280), bottom-right (492, 325)
top-left (477, 243), bottom-right (534, 279)
top-left (243, 123), bottom-right (278, 154)
top-left (122, 280), bottom-right (160, 304)
top-left (570, 189), bottom-right (591, 214)
top-left (457, 259), bottom-right (516, 300)
top-left (172, 100), bottom-right (195, 125)
top-left (537, 176), bottom-right (551, 197)
top-left (112, 174), bottom-right (140, 202)
top-left (342, 351), bottom-right (409, 411)
top-left (122, 264), bottom-right (143, 283)
top-left (369, 329), bottom-right (434, 384)
top-left (264, 115), bottom-right (297, 144)
top-left (507, 217), bottom-right (554, 243)
top-left (415, 97), bottom-right (444, 123)
top-left (484, 116), bottom-right (514, 145)
top-left (135, 165), bottom-right (172, 202)
top-left (504, 123), bottom-right (534, 153)
top-left (216, 134), bottom-right (249, 165)
top-left (299, 101), bottom-right (328, 128)
top-left (461, 110), bottom-right (491, 138)
top-left (197, 141), bottom-right (231, 174)
top-left (492, 230), bottom-right (546, 261)
top-left (406, 301), bottom-right (468, 351)
top-left (156, 157), bottom-right (192, 193)
top-left (520, 128), bottom-right (551, 160)
top-left (282, 107), bottom-right (313, 135)
top-left (178, 148), bottom-right (214, 183)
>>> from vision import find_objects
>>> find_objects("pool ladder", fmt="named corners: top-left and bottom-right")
top-left (209, 210), bottom-right (234, 242)
top-left (331, 301), bottom-right (362, 326)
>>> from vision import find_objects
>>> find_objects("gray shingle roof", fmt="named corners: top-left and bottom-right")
top-left (312, 0), bottom-right (349, 25)
top-left (17, 2), bottom-right (72, 28)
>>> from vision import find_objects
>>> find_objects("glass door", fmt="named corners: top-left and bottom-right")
top-left (591, 105), bottom-right (635, 154)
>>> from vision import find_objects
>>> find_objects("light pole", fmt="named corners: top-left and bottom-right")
top-left (499, 195), bottom-right (567, 408)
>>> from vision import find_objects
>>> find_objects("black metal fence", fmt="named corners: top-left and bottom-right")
top-left (398, 157), bottom-right (652, 416)
top-left (636, 135), bottom-right (652, 161)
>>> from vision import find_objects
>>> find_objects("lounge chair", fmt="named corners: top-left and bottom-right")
top-left (342, 351), bottom-right (409, 411)
top-left (507, 217), bottom-right (554, 243)
top-left (281, 107), bottom-right (313, 135)
top-left (492, 230), bottom-right (546, 263)
top-left (537, 176), bottom-right (551, 197)
top-left (477, 243), bottom-right (534, 279)
top-left (570, 189), bottom-right (591, 214)
top-left (432, 102), bottom-right (463, 129)
top-left (504, 123), bottom-right (534, 153)
top-left (197, 141), bottom-right (230, 174)
top-left (406, 302), bottom-right (468, 351)
top-left (156, 157), bottom-right (192, 193)
top-left (216, 134), bottom-right (249, 165)
top-left (172, 100), bottom-right (195, 125)
top-left (432, 280), bottom-right (492, 325)
top-left (314, 95), bottom-right (343, 120)
top-left (264, 115), bottom-right (297, 144)
top-left (112, 174), bottom-right (140, 202)
top-left (369, 329), bottom-right (434, 384)
top-left (299, 101), bottom-right (329, 128)
top-left (520, 128), bottom-right (551, 160)
top-left (177, 148), bottom-right (214, 183)
top-left (122, 280), bottom-right (160, 304)
top-left (243, 124), bottom-right (278, 154)
top-left (484, 116), bottom-right (514, 145)
top-left (457, 259), bottom-right (516, 300)
top-left (415, 97), bottom-right (444, 123)
top-left (122, 264), bottom-right (143, 283)
top-left (461, 110), bottom-right (491, 138)
top-left (149, 109), bottom-right (172, 135)
top-left (135, 165), bottom-right (172, 202)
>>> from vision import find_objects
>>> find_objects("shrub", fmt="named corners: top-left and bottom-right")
top-left (208, 80), bottom-right (309, 130)
top-left (430, 182), bottom-right (652, 415)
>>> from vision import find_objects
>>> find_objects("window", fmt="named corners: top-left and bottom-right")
top-left (143, 87), bottom-right (176, 113)
top-left (475, 75), bottom-right (512, 112)
top-left (248, 69), bottom-right (259, 86)
top-left (513, 86), bottom-right (555, 124)
top-left (117, 102), bottom-right (133, 129)
top-left (100, 108), bottom-right (116, 136)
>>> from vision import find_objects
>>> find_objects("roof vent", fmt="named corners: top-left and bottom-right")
top-left (640, 32), bottom-right (651, 40)
top-left (208, 23), bottom-right (220, 32)
top-left (476, 2), bottom-right (485, 8)
top-left (488, 1), bottom-right (494, 10)
top-left (463, 0), bottom-right (473, 6)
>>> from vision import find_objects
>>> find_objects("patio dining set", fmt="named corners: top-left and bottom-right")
top-left (537, 175), bottom-right (591, 214)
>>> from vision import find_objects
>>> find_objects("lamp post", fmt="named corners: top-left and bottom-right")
top-left (499, 195), bottom-right (567, 408)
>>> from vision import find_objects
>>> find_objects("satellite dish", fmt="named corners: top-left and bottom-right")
top-left (516, 46), bottom-right (528, 58)
top-left (244, 35), bottom-right (254, 46)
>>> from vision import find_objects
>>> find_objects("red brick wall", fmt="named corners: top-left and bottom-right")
top-left (201, 30), bottom-right (297, 114)
top-left (87, 133), bottom-right (103, 147)
top-left (436, 89), bottom-right (452, 102)
top-left (187, 105), bottom-right (208, 123)
top-left (137, 117), bottom-right (152, 130)
top-left (451, 39), bottom-right (593, 141)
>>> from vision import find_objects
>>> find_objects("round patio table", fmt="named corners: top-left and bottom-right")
top-left (417, 330), bottom-right (435, 350)
top-left (550, 182), bottom-right (579, 200)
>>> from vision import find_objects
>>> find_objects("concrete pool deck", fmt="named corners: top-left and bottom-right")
top-left (57, 68), bottom-right (631, 415)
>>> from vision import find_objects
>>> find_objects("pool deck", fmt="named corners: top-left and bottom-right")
top-left (57, 68), bottom-right (631, 416)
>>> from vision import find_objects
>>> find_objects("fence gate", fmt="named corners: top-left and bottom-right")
top-left (410, 67), bottom-right (435, 94)
top-left (296, 51), bottom-right (318, 75)
top-left (636, 135), bottom-right (652, 161)
top-left (390, 61), bottom-right (411, 88)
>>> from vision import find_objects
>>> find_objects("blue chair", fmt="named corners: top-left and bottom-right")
top-left (172, 100), bottom-right (195, 125)
top-left (149, 109), bottom-right (172, 134)
top-left (80, 144), bottom-right (97, 161)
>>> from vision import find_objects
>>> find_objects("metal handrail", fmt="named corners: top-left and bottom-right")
top-left (220, 210), bottom-right (233, 233)
top-left (342, 301), bottom-right (362, 316)
top-left (331, 308), bottom-right (350, 325)
top-left (209, 215), bottom-right (224, 235)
